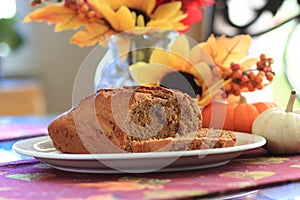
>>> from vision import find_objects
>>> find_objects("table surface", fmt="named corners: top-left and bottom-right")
top-left (1, 115), bottom-right (300, 199)
top-left (0, 79), bottom-right (46, 116)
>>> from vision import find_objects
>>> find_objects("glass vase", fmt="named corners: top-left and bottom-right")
top-left (94, 30), bottom-right (179, 90)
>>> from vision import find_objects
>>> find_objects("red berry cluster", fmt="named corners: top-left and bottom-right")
top-left (64, 0), bottom-right (103, 22)
top-left (222, 54), bottom-right (275, 96)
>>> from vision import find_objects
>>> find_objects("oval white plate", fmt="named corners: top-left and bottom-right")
top-left (13, 132), bottom-right (266, 173)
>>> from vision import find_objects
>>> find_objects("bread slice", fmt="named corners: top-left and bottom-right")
top-left (131, 129), bottom-right (236, 152)
top-left (48, 85), bottom-right (235, 154)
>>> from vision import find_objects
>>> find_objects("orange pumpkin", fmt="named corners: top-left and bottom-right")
top-left (202, 97), bottom-right (279, 133)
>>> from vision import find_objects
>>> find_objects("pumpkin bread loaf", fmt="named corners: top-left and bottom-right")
top-left (48, 85), bottom-right (236, 153)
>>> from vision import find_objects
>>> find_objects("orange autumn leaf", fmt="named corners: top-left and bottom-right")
top-left (201, 34), bottom-right (252, 69)
top-left (23, 4), bottom-right (85, 32)
top-left (240, 57), bottom-right (258, 70)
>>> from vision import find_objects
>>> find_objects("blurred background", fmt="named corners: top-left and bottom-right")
top-left (0, 0), bottom-right (299, 116)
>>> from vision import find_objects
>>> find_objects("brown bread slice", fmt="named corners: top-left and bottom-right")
top-left (48, 85), bottom-right (204, 154)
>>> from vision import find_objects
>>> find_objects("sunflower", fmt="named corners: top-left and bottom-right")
top-left (24, 0), bottom-right (188, 47)
top-left (128, 34), bottom-right (225, 107)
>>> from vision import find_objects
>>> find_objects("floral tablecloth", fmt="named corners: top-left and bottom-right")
top-left (1, 148), bottom-right (300, 199)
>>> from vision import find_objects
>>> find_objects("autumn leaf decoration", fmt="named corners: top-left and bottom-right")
top-left (24, 5), bottom-right (83, 32)
top-left (200, 34), bottom-right (275, 98)
top-left (23, 4), bottom-right (115, 47)
top-left (201, 34), bottom-right (254, 70)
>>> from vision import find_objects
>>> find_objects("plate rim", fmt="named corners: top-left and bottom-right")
top-left (13, 132), bottom-right (266, 160)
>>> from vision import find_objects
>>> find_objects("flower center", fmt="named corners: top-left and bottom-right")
top-left (160, 72), bottom-right (202, 98)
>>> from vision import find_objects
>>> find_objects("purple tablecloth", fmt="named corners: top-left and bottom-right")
top-left (2, 148), bottom-right (300, 199)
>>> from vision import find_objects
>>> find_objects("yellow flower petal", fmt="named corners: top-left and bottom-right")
top-left (147, 20), bottom-right (173, 29)
top-left (116, 6), bottom-right (135, 31)
top-left (97, 4), bottom-right (120, 31)
top-left (144, 0), bottom-right (156, 15)
top-left (129, 62), bottom-right (174, 85)
top-left (147, 20), bottom-right (186, 31)
top-left (171, 12), bottom-right (188, 22)
top-left (125, 0), bottom-right (156, 16)
top-left (167, 54), bottom-right (191, 72)
top-left (169, 35), bottom-right (190, 59)
top-left (149, 48), bottom-right (170, 66)
top-left (150, 46), bottom-right (191, 73)
top-left (151, 2), bottom-right (182, 19)
top-left (172, 22), bottom-right (188, 31)
top-left (103, 0), bottom-right (123, 10)
top-left (137, 15), bottom-right (145, 27)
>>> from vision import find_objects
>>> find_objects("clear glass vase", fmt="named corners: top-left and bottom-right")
top-left (94, 30), bottom-right (180, 90)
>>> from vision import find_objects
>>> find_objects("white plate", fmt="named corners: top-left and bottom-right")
top-left (13, 132), bottom-right (266, 173)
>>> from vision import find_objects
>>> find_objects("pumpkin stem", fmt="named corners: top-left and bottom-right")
top-left (286, 90), bottom-right (296, 112)
top-left (239, 95), bottom-right (247, 104)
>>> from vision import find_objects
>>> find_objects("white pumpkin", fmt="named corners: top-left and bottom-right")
top-left (252, 91), bottom-right (300, 155)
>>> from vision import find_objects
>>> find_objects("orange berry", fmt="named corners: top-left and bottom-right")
top-left (222, 68), bottom-right (233, 78)
top-left (87, 10), bottom-right (96, 18)
top-left (224, 83), bottom-right (232, 92)
top-left (256, 83), bottom-right (263, 90)
top-left (266, 73), bottom-right (274, 81)
top-left (247, 82), bottom-right (255, 91)
top-left (255, 75), bottom-right (264, 84)
top-left (260, 54), bottom-right (266, 60)
top-left (258, 71), bottom-right (265, 76)
top-left (96, 11), bottom-right (103, 18)
top-left (79, 4), bottom-right (89, 13)
top-left (232, 83), bottom-right (240, 91)
top-left (231, 63), bottom-right (240, 70)
top-left (249, 72), bottom-right (256, 81)
top-left (241, 75), bottom-right (249, 84)
top-left (232, 70), bottom-right (242, 79)
top-left (264, 66), bottom-right (271, 72)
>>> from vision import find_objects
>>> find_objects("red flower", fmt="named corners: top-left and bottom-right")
top-left (156, 0), bottom-right (215, 32)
